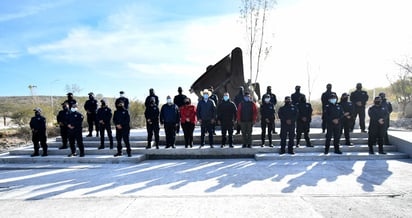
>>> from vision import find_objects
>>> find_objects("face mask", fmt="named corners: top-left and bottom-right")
top-left (244, 97), bottom-right (249, 102)
top-left (264, 98), bottom-right (270, 103)
top-left (285, 100), bottom-right (291, 105)
top-left (329, 99), bottom-right (337, 104)
top-left (35, 112), bottom-right (41, 116)
top-left (223, 96), bottom-right (229, 101)
top-left (71, 108), bottom-right (77, 112)
top-left (374, 101), bottom-right (381, 105)
top-left (203, 94), bottom-right (209, 100)
top-left (185, 101), bottom-right (190, 105)
top-left (167, 99), bottom-right (172, 104)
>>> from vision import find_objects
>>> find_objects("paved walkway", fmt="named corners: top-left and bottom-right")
top-left (0, 129), bottom-right (411, 217)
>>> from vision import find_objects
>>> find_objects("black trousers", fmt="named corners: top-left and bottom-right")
top-left (32, 131), bottom-right (47, 154)
top-left (181, 122), bottom-right (195, 147)
top-left (68, 129), bottom-right (84, 155)
top-left (164, 123), bottom-right (177, 147)
top-left (87, 112), bottom-right (99, 134)
top-left (147, 123), bottom-right (160, 147)
top-left (261, 120), bottom-right (273, 145)
top-left (200, 120), bottom-right (214, 146)
top-left (99, 124), bottom-right (113, 148)
top-left (296, 120), bottom-right (310, 145)
top-left (280, 123), bottom-right (295, 149)
top-left (325, 123), bottom-right (342, 151)
top-left (59, 125), bottom-right (68, 147)
top-left (353, 106), bottom-right (366, 131)
top-left (342, 117), bottom-right (353, 144)
top-left (368, 125), bottom-right (385, 149)
top-left (116, 127), bottom-right (131, 155)
top-left (221, 123), bottom-right (234, 146)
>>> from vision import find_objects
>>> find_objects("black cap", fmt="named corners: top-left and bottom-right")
top-left (119, 91), bottom-right (125, 94)
top-left (88, 92), bottom-right (94, 96)
top-left (329, 93), bottom-right (337, 99)
top-left (67, 92), bottom-right (73, 96)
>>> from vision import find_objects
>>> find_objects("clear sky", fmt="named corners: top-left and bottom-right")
top-left (1, 0), bottom-right (412, 103)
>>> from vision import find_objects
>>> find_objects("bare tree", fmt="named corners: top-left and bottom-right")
top-left (306, 62), bottom-right (319, 102)
top-left (387, 58), bottom-right (412, 117)
top-left (240, 0), bottom-right (276, 83)
top-left (65, 84), bottom-right (82, 95)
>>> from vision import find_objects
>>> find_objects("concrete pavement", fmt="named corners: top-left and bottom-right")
top-left (1, 158), bottom-right (412, 217)
top-left (0, 128), bottom-right (412, 217)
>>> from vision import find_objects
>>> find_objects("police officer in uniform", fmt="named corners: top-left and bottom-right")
top-left (113, 100), bottom-right (132, 157)
top-left (291, 85), bottom-right (305, 105)
top-left (323, 94), bottom-right (343, 154)
top-left (56, 102), bottom-right (70, 149)
top-left (350, 83), bottom-right (369, 132)
top-left (260, 93), bottom-right (276, 147)
top-left (296, 95), bottom-right (313, 147)
top-left (278, 96), bottom-right (298, 154)
top-left (340, 93), bottom-right (355, 146)
top-left (84, 92), bottom-right (99, 137)
top-left (217, 92), bottom-right (237, 148)
top-left (368, 96), bottom-right (388, 154)
top-left (115, 91), bottom-right (130, 110)
top-left (66, 92), bottom-right (77, 109)
top-left (67, 103), bottom-right (85, 157)
top-left (379, 92), bottom-right (393, 144)
top-left (145, 97), bottom-right (160, 149)
top-left (262, 86), bottom-right (278, 134)
top-left (144, 88), bottom-right (159, 108)
top-left (30, 108), bottom-right (48, 157)
top-left (321, 84), bottom-right (336, 133)
top-left (97, 99), bottom-right (114, 149)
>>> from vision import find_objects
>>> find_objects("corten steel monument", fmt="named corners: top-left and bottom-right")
top-left (190, 47), bottom-right (260, 101)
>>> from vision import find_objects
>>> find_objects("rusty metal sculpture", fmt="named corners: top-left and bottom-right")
top-left (190, 47), bottom-right (260, 101)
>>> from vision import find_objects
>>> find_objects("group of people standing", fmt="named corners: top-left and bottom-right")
top-left (29, 82), bottom-right (392, 158)
top-left (30, 91), bottom-right (133, 157)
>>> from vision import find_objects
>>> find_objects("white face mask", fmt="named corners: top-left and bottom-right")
top-left (71, 108), bottom-right (77, 112)
top-left (329, 99), bottom-right (337, 104)
top-left (264, 98), bottom-right (270, 103)
top-left (167, 99), bottom-right (172, 104)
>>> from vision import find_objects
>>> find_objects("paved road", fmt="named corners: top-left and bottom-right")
top-left (1, 158), bottom-right (412, 217)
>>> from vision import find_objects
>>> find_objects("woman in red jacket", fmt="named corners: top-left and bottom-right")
top-left (180, 97), bottom-right (197, 148)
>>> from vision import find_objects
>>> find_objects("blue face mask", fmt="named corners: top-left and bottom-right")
top-left (244, 97), bottom-right (249, 102)
top-left (203, 94), bottom-right (209, 100)
top-left (223, 96), bottom-right (229, 101)
top-left (329, 99), bottom-right (337, 104)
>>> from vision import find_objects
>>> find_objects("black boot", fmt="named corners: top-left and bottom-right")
top-left (41, 147), bottom-right (48, 156)
top-left (368, 144), bottom-right (374, 154)
top-left (279, 146), bottom-right (286, 154)
top-left (324, 145), bottom-right (330, 154)
top-left (378, 144), bottom-right (386, 154)
top-left (146, 141), bottom-right (152, 149)
top-left (287, 146), bottom-right (295, 155)
top-left (334, 145), bottom-right (342, 154)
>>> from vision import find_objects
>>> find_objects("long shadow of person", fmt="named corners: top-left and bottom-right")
top-left (356, 160), bottom-right (392, 192)
top-left (281, 160), bottom-right (356, 193)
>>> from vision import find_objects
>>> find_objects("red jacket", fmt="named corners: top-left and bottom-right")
top-left (180, 105), bottom-right (197, 124)
top-left (237, 101), bottom-right (258, 123)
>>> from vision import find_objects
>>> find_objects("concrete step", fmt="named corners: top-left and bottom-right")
top-left (57, 132), bottom-right (369, 142)
top-left (255, 152), bottom-right (410, 161)
top-left (46, 138), bottom-right (370, 148)
top-left (7, 144), bottom-right (399, 157)
top-left (0, 154), bottom-right (146, 164)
